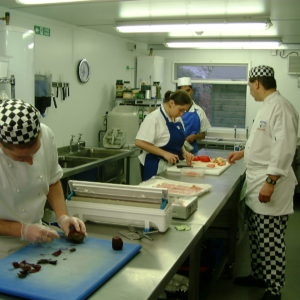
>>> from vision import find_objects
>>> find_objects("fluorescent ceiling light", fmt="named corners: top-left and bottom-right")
top-left (116, 20), bottom-right (271, 33)
top-left (165, 39), bottom-right (282, 49)
top-left (17, 0), bottom-right (94, 4)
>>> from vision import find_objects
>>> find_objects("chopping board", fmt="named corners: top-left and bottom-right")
top-left (167, 161), bottom-right (230, 175)
top-left (0, 237), bottom-right (141, 300)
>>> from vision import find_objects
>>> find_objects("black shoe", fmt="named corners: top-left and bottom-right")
top-left (261, 291), bottom-right (281, 300)
top-left (233, 275), bottom-right (267, 288)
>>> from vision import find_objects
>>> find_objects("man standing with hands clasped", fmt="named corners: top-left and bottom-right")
top-left (228, 65), bottom-right (299, 300)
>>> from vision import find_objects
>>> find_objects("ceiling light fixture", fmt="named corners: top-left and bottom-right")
top-left (116, 19), bottom-right (271, 33)
top-left (16, 0), bottom-right (95, 4)
top-left (165, 38), bottom-right (282, 49)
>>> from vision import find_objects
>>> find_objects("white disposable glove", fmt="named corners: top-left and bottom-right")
top-left (21, 223), bottom-right (60, 243)
top-left (57, 215), bottom-right (86, 236)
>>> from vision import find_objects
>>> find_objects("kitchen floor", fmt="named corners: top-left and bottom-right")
top-left (205, 195), bottom-right (300, 300)
top-left (159, 195), bottom-right (300, 300)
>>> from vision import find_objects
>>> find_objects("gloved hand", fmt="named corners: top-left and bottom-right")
top-left (21, 223), bottom-right (60, 243)
top-left (57, 215), bottom-right (86, 236)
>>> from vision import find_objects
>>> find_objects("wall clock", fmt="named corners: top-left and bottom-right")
top-left (77, 58), bottom-right (90, 83)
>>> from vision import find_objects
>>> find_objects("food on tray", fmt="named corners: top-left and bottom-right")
top-left (192, 155), bottom-right (211, 162)
top-left (154, 182), bottom-right (203, 195)
top-left (211, 157), bottom-right (227, 166)
top-left (112, 236), bottom-right (123, 250)
top-left (206, 163), bottom-right (216, 168)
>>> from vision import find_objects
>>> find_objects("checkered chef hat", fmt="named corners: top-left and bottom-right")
top-left (0, 99), bottom-right (41, 144)
top-left (249, 65), bottom-right (274, 79)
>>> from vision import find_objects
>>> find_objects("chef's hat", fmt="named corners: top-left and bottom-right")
top-left (0, 99), bottom-right (41, 145)
top-left (249, 65), bottom-right (274, 79)
top-left (177, 77), bottom-right (192, 87)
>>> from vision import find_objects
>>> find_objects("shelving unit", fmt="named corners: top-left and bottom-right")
top-left (0, 75), bottom-right (15, 99)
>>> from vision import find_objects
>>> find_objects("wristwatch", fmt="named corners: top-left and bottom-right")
top-left (266, 176), bottom-right (277, 185)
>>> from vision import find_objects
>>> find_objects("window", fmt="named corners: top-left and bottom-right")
top-left (175, 63), bottom-right (248, 128)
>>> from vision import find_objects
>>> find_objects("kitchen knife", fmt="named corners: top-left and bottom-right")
top-left (176, 164), bottom-right (193, 168)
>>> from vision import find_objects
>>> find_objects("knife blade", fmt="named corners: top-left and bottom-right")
top-left (176, 164), bottom-right (193, 168)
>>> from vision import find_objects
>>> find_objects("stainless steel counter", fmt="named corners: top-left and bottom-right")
top-left (0, 149), bottom-right (245, 300)
top-left (87, 149), bottom-right (246, 300)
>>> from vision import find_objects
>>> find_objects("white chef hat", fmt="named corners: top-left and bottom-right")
top-left (0, 99), bottom-right (41, 145)
top-left (177, 77), bottom-right (192, 87)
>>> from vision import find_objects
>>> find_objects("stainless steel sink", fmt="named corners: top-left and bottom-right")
top-left (58, 156), bottom-right (98, 168)
top-left (67, 147), bottom-right (128, 158)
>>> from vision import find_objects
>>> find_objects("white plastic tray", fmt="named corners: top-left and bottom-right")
top-left (140, 177), bottom-right (212, 197)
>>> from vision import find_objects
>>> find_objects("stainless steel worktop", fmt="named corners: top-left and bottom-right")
top-left (0, 149), bottom-right (245, 300)
top-left (86, 149), bottom-right (246, 300)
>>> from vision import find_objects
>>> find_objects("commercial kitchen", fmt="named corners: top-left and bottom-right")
top-left (0, 1), bottom-right (300, 299)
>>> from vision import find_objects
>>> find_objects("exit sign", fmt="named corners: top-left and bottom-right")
top-left (34, 25), bottom-right (50, 37)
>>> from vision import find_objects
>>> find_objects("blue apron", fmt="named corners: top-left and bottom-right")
top-left (182, 110), bottom-right (201, 154)
top-left (143, 107), bottom-right (186, 181)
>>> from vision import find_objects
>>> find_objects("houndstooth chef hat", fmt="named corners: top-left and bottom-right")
top-left (0, 99), bottom-right (41, 145)
top-left (177, 77), bottom-right (192, 87)
top-left (249, 65), bottom-right (274, 79)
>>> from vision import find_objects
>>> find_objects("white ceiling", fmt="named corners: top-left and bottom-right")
top-left (1, 0), bottom-right (300, 48)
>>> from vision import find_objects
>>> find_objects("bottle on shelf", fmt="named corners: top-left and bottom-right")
top-left (116, 80), bottom-right (124, 98)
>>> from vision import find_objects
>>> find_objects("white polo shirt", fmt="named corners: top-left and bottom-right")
top-left (136, 105), bottom-right (185, 165)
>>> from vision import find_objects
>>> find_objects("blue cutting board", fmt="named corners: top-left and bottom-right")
top-left (0, 237), bottom-right (141, 300)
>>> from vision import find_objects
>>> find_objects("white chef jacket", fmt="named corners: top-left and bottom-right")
top-left (0, 123), bottom-right (63, 258)
top-left (136, 105), bottom-right (185, 173)
top-left (0, 123), bottom-right (63, 224)
top-left (244, 91), bottom-right (299, 216)
top-left (189, 101), bottom-right (211, 133)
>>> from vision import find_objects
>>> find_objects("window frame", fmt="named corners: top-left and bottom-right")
top-left (173, 62), bottom-right (249, 129)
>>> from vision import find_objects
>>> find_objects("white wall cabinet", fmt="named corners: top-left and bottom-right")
top-left (136, 55), bottom-right (164, 87)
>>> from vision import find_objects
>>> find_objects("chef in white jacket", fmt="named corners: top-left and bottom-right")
top-left (0, 99), bottom-right (86, 259)
top-left (228, 65), bottom-right (299, 300)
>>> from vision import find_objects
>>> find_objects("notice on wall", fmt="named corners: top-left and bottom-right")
top-left (34, 25), bottom-right (50, 37)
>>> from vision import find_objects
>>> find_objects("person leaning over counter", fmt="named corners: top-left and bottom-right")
top-left (0, 99), bottom-right (86, 258)
top-left (227, 65), bottom-right (299, 300)
top-left (177, 76), bottom-right (211, 154)
top-left (135, 90), bottom-right (194, 181)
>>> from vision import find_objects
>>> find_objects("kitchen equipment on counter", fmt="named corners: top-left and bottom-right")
top-left (103, 128), bottom-right (126, 148)
top-left (0, 236), bottom-right (141, 300)
top-left (66, 180), bottom-right (172, 232)
top-left (140, 177), bottom-right (212, 219)
top-left (105, 105), bottom-right (140, 148)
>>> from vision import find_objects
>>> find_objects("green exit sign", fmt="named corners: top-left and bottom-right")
top-left (34, 25), bottom-right (50, 37)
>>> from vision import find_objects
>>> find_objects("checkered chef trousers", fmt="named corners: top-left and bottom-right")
top-left (247, 207), bottom-right (289, 295)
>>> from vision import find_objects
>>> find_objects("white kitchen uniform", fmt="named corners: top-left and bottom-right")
top-left (190, 102), bottom-right (211, 133)
top-left (0, 123), bottom-right (63, 258)
top-left (244, 91), bottom-right (298, 216)
top-left (136, 105), bottom-right (185, 175)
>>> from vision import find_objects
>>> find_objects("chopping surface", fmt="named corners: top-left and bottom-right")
top-left (167, 161), bottom-right (230, 175)
top-left (0, 237), bottom-right (141, 300)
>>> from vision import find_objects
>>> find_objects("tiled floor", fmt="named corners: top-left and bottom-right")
top-left (206, 197), bottom-right (300, 300)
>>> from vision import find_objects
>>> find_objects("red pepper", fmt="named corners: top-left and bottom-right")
top-left (193, 155), bottom-right (211, 162)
